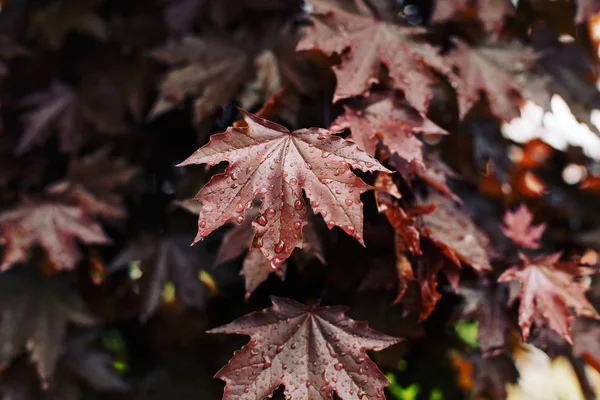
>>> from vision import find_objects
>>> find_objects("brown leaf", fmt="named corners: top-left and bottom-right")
top-left (45, 148), bottom-right (140, 219)
top-left (18, 82), bottom-right (80, 154)
top-left (208, 296), bottom-right (401, 400)
top-left (500, 204), bottom-right (546, 249)
top-left (330, 92), bottom-right (447, 163)
top-left (149, 35), bottom-right (251, 122)
top-left (178, 109), bottom-right (387, 268)
top-left (498, 253), bottom-right (600, 343)
top-left (422, 193), bottom-right (492, 273)
top-left (0, 198), bottom-right (111, 271)
top-left (446, 38), bottom-right (550, 121)
top-left (431, 0), bottom-right (515, 33)
top-left (28, 0), bottom-right (107, 48)
top-left (297, 1), bottom-right (453, 113)
top-left (0, 266), bottom-right (97, 384)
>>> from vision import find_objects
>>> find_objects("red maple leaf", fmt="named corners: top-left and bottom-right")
top-left (330, 92), bottom-right (447, 163)
top-left (446, 38), bottom-right (549, 121)
top-left (0, 198), bottom-right (111, 271)
top-left (149, 35), bottom-right (251, 122)
top-left (422, 193), bottom-right (492, 273)
top-left (500, 204), bottom-right (546, 249)
top-left (431, 0), bottom-right (514, 33)
top-left (297, 1), bottom-right (452, 113)
top-left (498, 253), bottom-right (600, 343)
top-left (178, 109), bottom-right (387, 268)
top-left (45, 148), bottom-right (140, 219)
top-left (208, 296), bottom-right (401, 400)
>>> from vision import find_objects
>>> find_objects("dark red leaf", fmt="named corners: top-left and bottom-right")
top-left (500, 204), bottom-right (546, 249)
top-left (498, 253), bottom-right (600, 343)
top-left (208, 296), bottom-right (401, 399)
top-left (178, 109), bottom-right (387, 268)
top-left (297, 1), bottom-right (453, 113)
top-left (0, 198), bottom-right (111, 271)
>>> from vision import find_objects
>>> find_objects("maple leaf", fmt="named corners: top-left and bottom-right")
top-left (498, 253), bottom-right (600, 343)
top-left (446, 38), bottom-right (550, 121)
top-left (149, 35), bottom-right (251, 122)
top-left (208, 296), bottom-right (401, 400)
top-left (458, 283), bottom-right (510, 355)
top-left (178, 109), bottom-right (387, 268)
top-left (330, 92), bottom-right (447, 163)
top-left (0, 198), bottom-right (111, 271)
top-left (500, 204), bottom-right (546, 249)
top-left (46, 148), bottom-right (140, 219)
top-left (0, 266), bottom-right (97, 383)
top-left (297, 0), bottom-right (452, 114)
top-left (431, 0), bottom-right (514, 33)
top-left (422, 193), bottom-right (492, 273)
top-left (215, 207), bottom-right (324, 298)
top-left (18, 82), bottom-right (80, 154)
top-left (28, 0), bottom-right (107, 48)
top-left (109, 234), bottom-right (206, 320)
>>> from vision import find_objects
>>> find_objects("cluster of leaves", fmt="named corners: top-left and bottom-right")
top-left (2, 0), bottom-right (600, 398)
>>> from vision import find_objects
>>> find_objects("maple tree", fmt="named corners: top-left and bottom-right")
top-left (3, 0), bottom-right (600, 398)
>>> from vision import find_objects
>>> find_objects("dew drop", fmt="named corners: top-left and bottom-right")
top-left (275, 240), bottom-right (285, 253)
top-left (244, 387), bottom-right (249, 394)
top-left (269, 165), bottom-right (275, 170)
top-left (323, 360), bottom-right (329, 365)
top-left (257, 215), bottom-right (268, 226)
top-left (311, 201), bottom-right (319, 208)
top-left (366, 162), bottom-right (374, 168)
top-left (199, 221), bottom-right (206, 228)
top-left (266, 208), bottom-right (276, 217)
top-left (356, 357), bottom-right (364, 364)
top-left (335, 189), bottom-right (342, 195)
top-left (245, 201), bottom-right (253, 210)
top-left (345, 199), bottom-right (353, 206)
top-left (282, 171), bottom-right (289, 178)
top-left (271, 257), bottom-right (284, 269)
top-left (282, 364), bottom-right (288, 370)
top-left (231, 172), bottom-right (238, 180)
top-left (219, 189), bottom-right (225, 194)
top-left (235, 215), bottom-right (244, 224)
top-left (279, 203), bottom-right (285, 211)
top-left (235, 203), bottom-right (244, 213)
top-left (291, 343), bottom-right (297, 349)
top-left (294, 200), bottom-right (303, 210)
top-left (321, 151), bottom-right (331, 158)
top-left (290, 178), bottom-right (298, 185)
top-left (320, 178), bottom-right (333, 184)
top-left (263, 356), bottom-right (272, 369)
top-left (231, 183), bottom-right (238, 189)
top-left (334, 363), bottom-right (343, 371)
top-left (276, 345), bottom-right (284, 353)
top-left (327, 221), bottom-right (335, 229)
top-left (305, 162), bottom-right (313, 169)
top-left (305, 382), bottom-right (311, 388)
top-left (321, 211), bottom-right (328, 217)
top-left (293, 221), bottom-right (302, 230)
